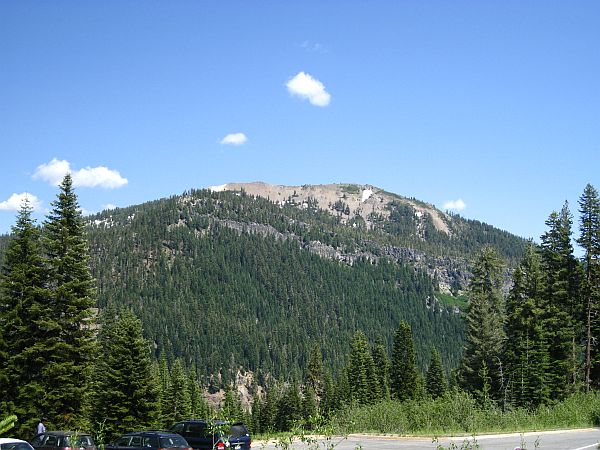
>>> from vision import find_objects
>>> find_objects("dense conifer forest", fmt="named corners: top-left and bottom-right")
top-left (6, 181), bottom-right (600, 440)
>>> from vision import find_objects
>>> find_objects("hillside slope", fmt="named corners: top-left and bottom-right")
top-left (81, 183), bottom-right (526, 381)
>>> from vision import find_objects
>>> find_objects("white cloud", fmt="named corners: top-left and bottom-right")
top-left (33, 158), bottom-right (128, 189)
top-left (444, 199), bottom-right (467, 211)
top-left (103, 203), bottom-right (117, 210)
top-left (286, 71), bottom-right (331, 107)
top-left (220, 133), bottom-right (248, 146)
top-left (0, 192), bottom-right (43, 212)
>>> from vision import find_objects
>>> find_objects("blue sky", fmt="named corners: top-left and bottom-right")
top-left (1, 1), bottom-right (599, 245)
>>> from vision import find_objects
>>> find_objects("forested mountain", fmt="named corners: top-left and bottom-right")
top-left (0, 183), bottom-right (527, 383)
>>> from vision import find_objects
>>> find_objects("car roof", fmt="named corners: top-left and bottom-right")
top-left (0, 439), bottom-right (30, 444)
top-left (37, 432), bottom-right (91, 436)
top-left (122, 431), bottom-right (180, 436)
top-left (173, 420), bottom-right (226, 425)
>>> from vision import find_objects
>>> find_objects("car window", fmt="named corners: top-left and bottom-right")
top-left (114, 437), bottom-right (131, 447)
top-left (141, 437), bottom-right (153, 448)
top-left (44, 436), bottom-right (58, 447)
top-left (229, 425), bottom-right (249, 438)
top-left (31, 436), bottom-right (45, 447)
top-left (170, 423), bottom-right (184, 434)
top-left (158, 437), bottom-right (187, 448)
top-left (185, 424), bottom-right (207, 437)
top-left (129, 437), bottom-right (142, 448)
top-left (64, 436), bottom-right (91, 447)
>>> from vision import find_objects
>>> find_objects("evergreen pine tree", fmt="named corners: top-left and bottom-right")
top-left (276, 382), bottom-right (302, 431)
top-left (306, 343), bottom-right (324, 399)
top-left (42, 174), bottom-right (96, 429)
top-left (347, 331), bottom-right (378, 405)
top-left (165, 359), bottom-right (192, 424)
top-left (426, 347), bottom-right (447, 399)
top-left (90, 309), bottom-right (158, 438)
top-left (319, 370), bottom-right (338, 418)
top-left (459, 247), bottom-right (506, 403)
top-left (301, 385), bottom-right (318, 427)
top-left (541, 203), bottom-right (581, 399)
top-left (504, 243), bottom-right (549, 409)
top-left (577, 184), bottom-right (600, 390)
top-left (391, 321), bottom-right (420, 401)
top-left (188, 365), bottom-right (210, 419)
top-left (371, 338), bottom-right (390, 400)
top-left (0, 200), bottom-right (50, 436)
top-left (222, 385), bottom-right (244, 421)
top-left (157, 352), bottom-right (171, 428)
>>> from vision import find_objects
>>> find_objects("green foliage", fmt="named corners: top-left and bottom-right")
top-left (90, 309), bottom-right (158, 439)
top-left (332, 391), bottom-right (600, 436)
top-left (41, 174), bottom-right (96, 429)
top-left (165, 359), bottom-right (192, 424)
top-left (504, 244), bottom-right (549, 409)
top-left (0, 415), bottom-right (17, 436)
top-left (426, 347), bottom-right (447, 400)
top-left (577, 184), bottom-right (600, 390)
top-left (370, 339), bottom-right (390, 401)
top-left (0, 201), bottom-right (49, 437)
top-left (391, 321), bottom-right (421, 401)
top-left (86, 189), bottom-right (466, 380)
top-left (347, 331), bottom-right (378, 405)
top-left (459, 247), bottom-right (506, 402)
top-left (540, 203), bottom-right (581, 400)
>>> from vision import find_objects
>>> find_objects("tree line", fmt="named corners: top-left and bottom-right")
top-left (2, 176), bottom-right (598, 439)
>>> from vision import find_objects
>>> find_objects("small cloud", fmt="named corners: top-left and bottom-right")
top-left (33, 158), bottom-right (128, 189)
top-left (103, 203), bottom-right (117, 210)
top-left (444, 199), bottom-right (467, 211)
top-left (33, 158), bottom-right (70, 186)
top-left (286, 71), bottom-right (331, 107)
top-left (0, 192), bottom-right (43, 212)
top-left (299, 41), bottom-right (327, 53)
top-left (220, 133), bottom-right (248, 146)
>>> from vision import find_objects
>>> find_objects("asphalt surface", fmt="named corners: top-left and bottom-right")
top-left (254, 428), bottom-right (600, 449)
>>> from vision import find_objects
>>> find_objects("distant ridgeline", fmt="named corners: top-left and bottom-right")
top-left (0, 183), bottom-right (527, 382)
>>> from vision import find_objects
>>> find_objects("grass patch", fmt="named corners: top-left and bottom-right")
top-left (331, 391), bottom-right (600, 436)
top-left (435, 292), bottom-right (469, 310)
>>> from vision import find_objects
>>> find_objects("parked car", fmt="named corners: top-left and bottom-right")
top-left (30, 432), bottom-right (96, 450)
top-left (169, 420), bottom-right (251, 450)
top-left (0, 439), bottom-right (35, 450)
top-left (105, 431), bottom-right (191, 450)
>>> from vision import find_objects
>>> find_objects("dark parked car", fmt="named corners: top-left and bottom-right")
top-left (30, 432), bottom-right (96, 450)
top-left (105, 432), bottom-right (191, 450)
top-left (0, 439), bottom-right (35, 450)
top-left (169, 420), bottom-right (251, 450)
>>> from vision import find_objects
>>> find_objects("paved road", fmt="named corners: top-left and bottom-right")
top-left (254, 428), bottom-right (600, 449)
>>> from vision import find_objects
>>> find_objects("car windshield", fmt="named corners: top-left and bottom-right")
top-left (158, 437), bottom-right (187, 448)
top-left (2, 444), bottom-right (34, 450)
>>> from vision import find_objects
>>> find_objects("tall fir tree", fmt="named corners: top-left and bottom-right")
top-left (165, 359), bottom-right (192, 425)
top-left (90, 309), bottom-right (158, 438)
top-left (459, 246), bottom-right (506, 403)
top-left (276, 382), bottom-right (302, 431)
top-left (306, 343), bottom-right (324, 399)
top-left (391, 321), bottom-right (421, 401)
top-left (0, 200), bottom-right (50, 437)
top-left (540, 202), bottom-right (581, 399)
top-left (504, 243), bottom-right (549, 409)
top-left (347, 331), bottom-right (378, 405)
top-left (577, 184), bottom-right (600, 390)
top-left (371, 338), bottom-right (390, 401)
top-left (426, 347), bottom-right (447, 399)
top-left (188, 365), bottom-right (210, 419)
top-left (42, 174), bottom-right (96, 429)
